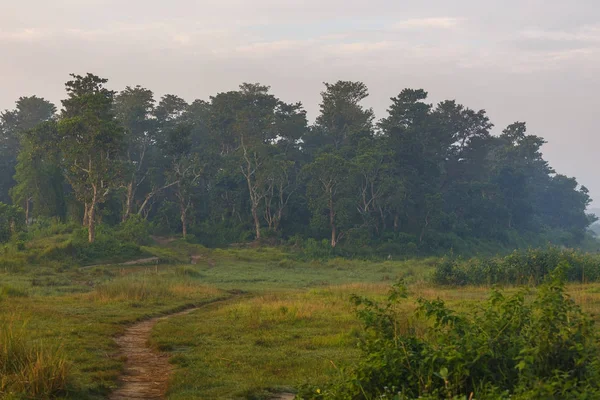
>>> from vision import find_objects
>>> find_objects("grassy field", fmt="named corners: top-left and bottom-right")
top-left (2, 240), bottom-right (600, 399)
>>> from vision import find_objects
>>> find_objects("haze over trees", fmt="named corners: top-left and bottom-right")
top-left (0, 74), bottom-right (596, 252)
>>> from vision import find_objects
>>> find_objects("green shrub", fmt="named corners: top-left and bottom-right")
top-left (300, 269), bottom-right (600, 399)
top-left (432, 247), bottom-right (600, 286)
top-left (0, 203), bottom-right (24, 243)
top-left (26, 218), bottom-right (75, 239)
top-left (71, 225), bottom-right (144, 264)
top-left (116, 215), bottom-right (151, 245)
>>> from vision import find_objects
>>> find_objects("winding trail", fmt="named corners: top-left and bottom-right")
top-left (109, 307), bottom-right (197, 400)
top-left (109, 294), bottom-right (294, 400)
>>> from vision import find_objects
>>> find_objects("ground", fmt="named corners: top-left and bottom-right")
top-left (2, 241), bottom-right (600, 399)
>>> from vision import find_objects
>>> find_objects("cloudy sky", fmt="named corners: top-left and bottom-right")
top-left (2, 0), bottom-right (599, 206)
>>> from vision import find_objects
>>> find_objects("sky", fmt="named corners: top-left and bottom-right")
top-left (1, 0), bottom-right (599, 206)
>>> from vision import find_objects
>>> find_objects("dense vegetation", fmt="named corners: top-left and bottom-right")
top-left (299, 269), bottom-right (600, 399)
top-left (0, 74), bottom-right (597, 256)
top-left (432, 247), bottom-right (600, 286)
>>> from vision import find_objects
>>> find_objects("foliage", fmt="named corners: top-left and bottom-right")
top-left (71, 225), bottom-right (144, 264)
top-left (299, 270), bottom-right (600, 399)
top-left (0, 76), bottom-right (596, 255)
top-left (432, 247), bottom-right (600, 286)
top-left (115, 214), bottom-right (151, 245)
top-left (0, 203), bottom-right (24, 243)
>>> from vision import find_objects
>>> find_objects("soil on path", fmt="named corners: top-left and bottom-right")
top-left (109, 295), bottom-right (292, 400)
top-left (109, 308), bottom-right (196, 400)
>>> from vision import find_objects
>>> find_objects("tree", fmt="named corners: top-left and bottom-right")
top-left (304, 153), bottom-right (352, 247)
top-left (379, 89), bottom-right (449, 244)
top-left (208, 84), bottom-right (307, 240)
top-left (161, 123), bottom-right (203, 238)
top-left (11, 121), bottom-right (65, 223)
top-left (0, 96), bottom-right (56, 204)
top-left (113, 86), bottom-right (156, 221)
top-left (57, 73), bottom-right (124, 243)
top-left (304, 80), bottom-right (374, 155)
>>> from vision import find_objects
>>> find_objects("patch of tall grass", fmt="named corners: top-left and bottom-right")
top-left (0, 318), bottom-right (69, 398)
top-left (91, 276), bottom-right (174, 302)
top-left (90, 274), bottom-right (220, 302)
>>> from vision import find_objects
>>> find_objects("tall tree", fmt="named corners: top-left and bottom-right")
top-left (57, 73), bottom-right (124, 243)
top-left (113, 86), bottom-right (156, 221)
top-left (0, 96), bottom-right (56, 204)
top-left (304, 81), bottom-right (374, 155)
top-left (11, 121), bottom-right (65, 223)
top-left (379, 89), bottom-right (450, 243)
top-left (304, 153), bottom-right (352, 247)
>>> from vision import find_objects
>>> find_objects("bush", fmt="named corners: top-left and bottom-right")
top-left (0, 203), bottom-right (24, 243)
top-left (71, 225), bottom-right (144, 265)
top-left (116, 215), bottom-right (151, 245)
top-left (432, 247), bottom-right (600, 286)
top-left (299, 270), bottom-right (600, 399)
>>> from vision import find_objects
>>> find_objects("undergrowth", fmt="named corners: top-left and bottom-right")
top-left (299, 267), bottom-right (600, 399)
top-left (432, 247), bottom-right (600, 286)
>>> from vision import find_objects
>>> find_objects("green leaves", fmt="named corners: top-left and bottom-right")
top-left (311, 275), bottom-right (600, 399)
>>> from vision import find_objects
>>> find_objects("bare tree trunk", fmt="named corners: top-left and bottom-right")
top-left (123, 181), bottom-right (135, 222)
top-left (83, 201), bottom-right (89, 227)
top-left (181, 207), bottom-right (187, 239)
top-left (419, 210), bottom-right (430, 245)
top-left (177, 184), bottom-right (188, 239)
top-left (252, 205), bottom-right (261, 240)
top-left (394, 213), bottom-right (399, 232)
top-left (329, 191), bottom-right (337, 248)
top-left (88, 186), bottom-right (98, 243)
top-left (24, 198), bottom-right (30, 226)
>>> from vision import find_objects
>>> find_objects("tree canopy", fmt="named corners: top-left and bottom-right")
top-left (0, 74), bottom-right (595, 250)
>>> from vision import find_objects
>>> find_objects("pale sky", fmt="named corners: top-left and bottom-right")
top-left (2, 0), bottom-right (599, 206)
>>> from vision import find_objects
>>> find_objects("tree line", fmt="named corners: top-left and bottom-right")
top-left (0, 74), bottom-right (595, 253)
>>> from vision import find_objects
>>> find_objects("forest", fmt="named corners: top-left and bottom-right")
top-left (0, 73), bottom-right (596, 255)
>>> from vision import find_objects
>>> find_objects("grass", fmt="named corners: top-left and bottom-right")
top-left (0, 263), bottom-right (228, 399)
top-left (3, 242), bottom-right (600, 399)
top-left (0, 317), bottom-right (69, 399)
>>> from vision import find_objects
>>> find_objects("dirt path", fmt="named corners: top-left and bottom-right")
top-left (109, 295), bottom-right (292, 400)
top-left (109, 308), bottom-right (197, 400)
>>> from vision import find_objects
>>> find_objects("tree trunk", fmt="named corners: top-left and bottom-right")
top-left (252, 205), bottom-right (261, 240)
top-left (394, 213), bottom-right (399, 232)
top-left (83, 201), bottom-right (89, 227)
top-left (329, 192), bottom-right (337, 247)
top-left (88, 187), bottom-right (98, 243)
top-left (274, 207), bottom-right (283, 232)
top-left (24, 198), bottom-right (30, 226)
top-left (123, 181), bottom-right (134, 222)
top-left (419, 210), bottom-right (430, 244)
top-left (181, 208), bottom-right (187, 239)
top-left (177, 185), bottom-right (188, 239)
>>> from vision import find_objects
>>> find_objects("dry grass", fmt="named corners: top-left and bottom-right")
top-left (0, 317), bottom-right (69, 398)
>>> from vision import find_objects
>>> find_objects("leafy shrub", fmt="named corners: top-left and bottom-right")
top-left (302, 238), bottom-right (333, 260)
top-left (432, 247), bottom-right (600, 286)
top-left (71, 225), bottom-right (144, 264)
top-left (115, 215), bottom-right (151, 245)
top-left (26, 217), bottom-right (75, 239)
top-left (299, 269), bottom-right (600, 399)
top-left (0, 203), bottom-right (24, 243)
